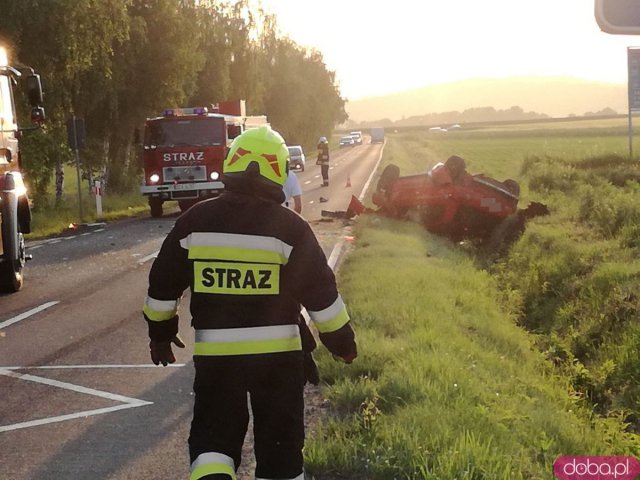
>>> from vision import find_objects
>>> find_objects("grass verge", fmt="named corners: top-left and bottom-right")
top-left (305, 216), bottom-right (638, 479)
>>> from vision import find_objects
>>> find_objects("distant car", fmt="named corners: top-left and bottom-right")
top-left (339, 135), bottom-right (355, 147)
top-left (287, 145), bottom-right (305, 171)
top-left (349, 131), bottom-right (363, 145)
top-left (429, 126), bottom-right (447, 133)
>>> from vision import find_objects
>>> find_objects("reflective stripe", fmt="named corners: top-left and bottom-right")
top-left (256, 474), bottom-right (304, 480)
top-left (194, 325), bottom-right (301, 356)
top-left (143, 296), bottom-right (179, 322)
top-left (180, 232), bottom-right (293, 265)
top-left (190, 452), bottom-right (236, 480)
top-left (308, 295), bottom-right (350, 333)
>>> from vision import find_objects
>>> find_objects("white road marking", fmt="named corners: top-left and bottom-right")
top-left (327, 239), bottom-right (344, 271)
top-left (327, 140), bottom-right (386, 269)
top-left (1, 364), bottom-right (186, 370)
top-left (0, 301), bottom-right (60, 330)
top-left (0, 369), bottom-right (150, 404)
top-left (138, 251), bottom-right (159, 264)
top-left (0, 403), bottom-right (149, 433)
top-left (0, 363), bottom-right (187, 433)
top-left (0, 369), bottom-right (153, 433)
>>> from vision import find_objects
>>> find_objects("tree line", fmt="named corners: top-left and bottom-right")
top-left (0, 0), bottom-right (347, 202)
top-left (346, 105), bottom-right (550, 130)
top-left (347, 106), bottom-right (623, 130)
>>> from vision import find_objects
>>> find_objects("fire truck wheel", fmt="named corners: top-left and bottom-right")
top-left (0, 217), bottom-right (25, 293)
top-left (149, 198), bottom-right (163, 218)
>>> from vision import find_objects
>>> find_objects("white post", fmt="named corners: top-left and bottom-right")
top-left (95, 180), bottom-right (103, 220)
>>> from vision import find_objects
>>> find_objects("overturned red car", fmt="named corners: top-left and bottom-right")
top-left (342, 155), bottom-right (548, 246)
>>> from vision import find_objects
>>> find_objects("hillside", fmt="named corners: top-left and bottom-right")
top-left (345, 76), bottom-right (627, 123)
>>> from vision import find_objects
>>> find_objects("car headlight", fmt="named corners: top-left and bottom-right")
top-left (149, 173), bottom-right (160, 184)
top-left (210, 171), bottom-right (220, 181)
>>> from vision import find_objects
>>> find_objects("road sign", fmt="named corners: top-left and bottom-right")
top-left (628, 48), bottom-right (640, 111)
top-left (66, 116), bottom-right (86, 150)
top-left (596, 0), bottom-right (640, 35)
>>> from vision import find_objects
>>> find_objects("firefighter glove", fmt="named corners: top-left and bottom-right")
top-left (332, 352), bottom-right (357, 364)
top-left (150, 335), bottom-right (185, 366)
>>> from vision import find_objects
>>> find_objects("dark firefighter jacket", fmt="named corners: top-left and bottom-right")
top-left (143, 191), bottom-right (356, 359)
top-left (316, 143), bottom-right (330, 166)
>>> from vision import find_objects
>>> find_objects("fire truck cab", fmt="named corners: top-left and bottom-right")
top-left (140, 100), bottom-right (267, 217)
top-left (0, 46), bottom-right (45, 292)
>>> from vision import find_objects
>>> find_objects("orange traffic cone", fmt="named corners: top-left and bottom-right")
top-left (345, 175), bottom-right (351, 188)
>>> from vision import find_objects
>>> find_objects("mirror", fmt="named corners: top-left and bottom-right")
top-left (25, 74), bottom-right (43, 106)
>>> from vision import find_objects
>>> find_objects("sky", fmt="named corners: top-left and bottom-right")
top-left (259, 0), bottom-right (640, 101)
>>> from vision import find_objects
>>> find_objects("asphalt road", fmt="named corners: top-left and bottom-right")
top-left (0, 138), bottom-right (384, 480)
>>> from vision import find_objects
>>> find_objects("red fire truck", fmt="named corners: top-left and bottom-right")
top-left (140, 100), bottom-right (268, 217)
top-left (0, 46), bottom-right (45, 292)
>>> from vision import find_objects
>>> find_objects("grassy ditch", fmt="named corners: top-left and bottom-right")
top-left (306, 121), bottom-right (640, 478)
top-left (306, 218), bottom-right (637, 479)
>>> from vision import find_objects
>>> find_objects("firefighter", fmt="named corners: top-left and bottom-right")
top-left (143, 125), bottom-right (357, 480)
top-left (317, 136), bottom-right (330, 186)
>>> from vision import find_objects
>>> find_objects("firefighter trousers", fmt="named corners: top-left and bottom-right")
top-left (320, 165), bottom-right (329, 186)
top-left (189, 352), bottom-right (305, 480)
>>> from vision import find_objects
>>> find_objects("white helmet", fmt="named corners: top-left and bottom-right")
top-left (319, 136), bottom-right (328, 144)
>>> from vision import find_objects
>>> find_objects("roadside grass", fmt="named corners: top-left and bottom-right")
top-left (25, 164), bottom-right (150, 239)
top-left (496, 153), bottom-right (640, 424)
top-left (307, 122), bottom-right (640, 478)
top-left (27, 190), bottom-right (149, 239)
top-left (305, 217), bottom-right (638, 479)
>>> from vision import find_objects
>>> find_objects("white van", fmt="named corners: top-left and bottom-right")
top-left (349, 131), bottom-right (363, 145)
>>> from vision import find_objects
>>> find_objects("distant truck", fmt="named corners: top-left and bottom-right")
top-left (370, 127), bottom-right (385, 144)
top-left (140, 100), bottom-right (268, 217)
top-left (0, 46), bottom-right (45, 292)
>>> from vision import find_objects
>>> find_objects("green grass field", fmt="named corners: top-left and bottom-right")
top-left (307, 117), bottom-right (640, 479)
